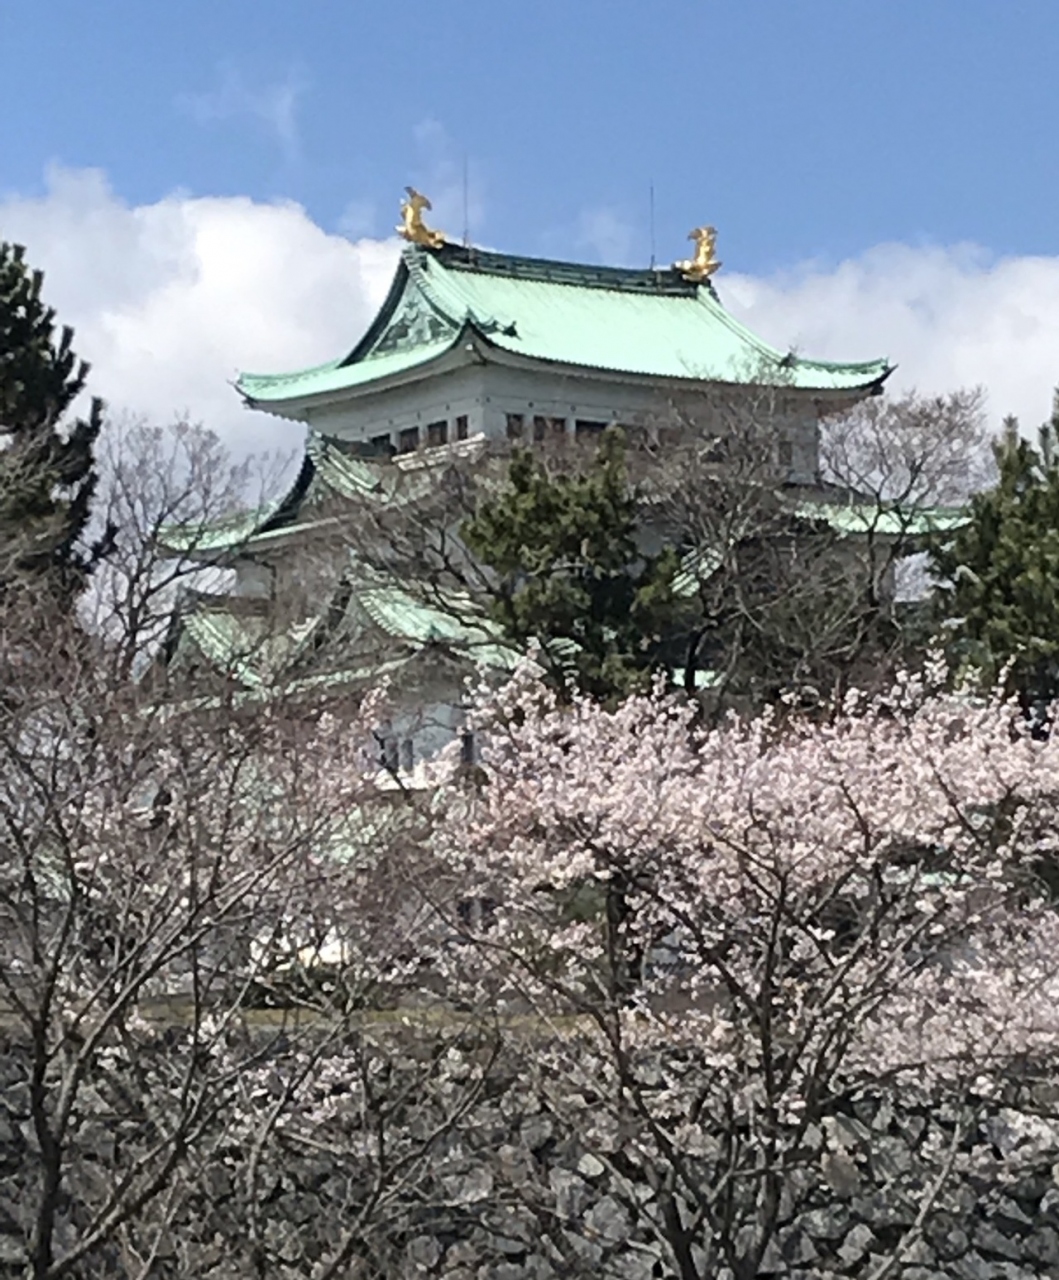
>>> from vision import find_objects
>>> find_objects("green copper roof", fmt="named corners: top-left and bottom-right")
top-left (670, 501), bottom-right (968, 599)
top-left (175, 575), bottom-right (519, 691)
top-left (794, 501), bottom-right (969, 538)
top-left (355, 584), bottom-right (518, 669)
top-left (157, 455), bottom-right (317, 557)
top-left (237, 243), bottom-right (891, 406)
top-left (156, 504), bottom-right (279, 555)
top-left (181, 611), bottom-right (323, 687)
top-left (156, 435), bottom-right (487, 562)
top-left (309, 432), bottom-right (385, 498)
top-left (238, 337), bottom-right (456, 404)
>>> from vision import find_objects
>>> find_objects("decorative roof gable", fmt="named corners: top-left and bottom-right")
top-left (369, 283), bottom-right (457, 355)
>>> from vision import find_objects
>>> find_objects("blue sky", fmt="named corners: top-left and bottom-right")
top-left (3, 1), bottom-right (1059, 451)
top-left (4, 0), bottom-right (1057, 270)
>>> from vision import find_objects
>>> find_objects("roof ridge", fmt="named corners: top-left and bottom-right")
top-left (430, 242), bottom-right (699, 296)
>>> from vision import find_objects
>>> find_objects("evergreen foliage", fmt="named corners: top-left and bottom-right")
top-left (0, 240), bottom-right (106, 603)
top-left (462, 428), bottom-right (681, 701)
top-left (929, 399), bottom-right (1059, 708)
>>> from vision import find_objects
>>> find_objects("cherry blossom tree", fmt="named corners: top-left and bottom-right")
top-left (85, 417), bottom-right (290, 680)
top-left (435, 663), bottom-right (1059, 1278)
top-left (0, 534), bottom-right (494, 1278)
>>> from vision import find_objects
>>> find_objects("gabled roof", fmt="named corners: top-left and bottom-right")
top-left (154, 433), bottom-right (475, 560)
top-left (155, 453), bottom-right (315, 557)
top-left (238, 243), bottom-right (891, 408)
top-left (179, 610), bottom-right (324, 688)
top-left (791, 501), bottom-right (969, 538)
top-left (170, 570), bottom-right (519, 693)
top-left (670, 500), bottom-right (969, 597)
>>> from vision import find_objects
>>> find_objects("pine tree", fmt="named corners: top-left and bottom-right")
top-left (0, 241), bottom-right (105, 604)
top-left (929, 397), bottom-right (1059, 711)
top-left (462, 428), bottom-right (682, 702)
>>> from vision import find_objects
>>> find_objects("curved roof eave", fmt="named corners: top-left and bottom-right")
top-left (236, 250), bottom-right (421, 407)
top-left (243, 328), bottom-right (481, 415)
top-left (693, 283), bottom-right (891, 391)
top-left (464, 325), bottom-right (892, 398)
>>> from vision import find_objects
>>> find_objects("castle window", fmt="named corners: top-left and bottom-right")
top-left (380, 737), bottom-right (398, 772)
top-left (370, 432), bottom-right (393, 455)
top-left (400, 739), bottom-right (415, 773)
top-left (427, 420), bottom-right (448, 447)
top-left (455, 414), bottom-right (469, 440)
top-left (460, 730), bottom-right (476, 765)
top-left (506, 413), bottom-right (525, 440)
top-left (778, 439), bottom-right (794, 469)
top-left (575, 419), bottom-right (606, 440)
top-left (533, 415), bottom-right (566, 443)
top-left (398, 426), bottom-right (420, 453)
top-left (457, 896), bottom-right (498, 930)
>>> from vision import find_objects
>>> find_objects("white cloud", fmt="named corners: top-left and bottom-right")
top-left (0, 166), bottom-right (399, 459)
top-left (3, 167), bottom-right (1059, 474)
top-left (720, 242), bottom-right (1059, 433)
top-left (178, 63), bottom-right (307, 159)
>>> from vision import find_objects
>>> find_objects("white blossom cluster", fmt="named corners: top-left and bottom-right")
top-left (438, 664), bottom-right (1059, 1096)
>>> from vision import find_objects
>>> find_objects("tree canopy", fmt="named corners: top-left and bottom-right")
top-left (462, 428), bottom-right (682, 702)
top-left (929, 403), bottom-right (1059, 710)
top-left (0, 240), bottom-right (107, 604)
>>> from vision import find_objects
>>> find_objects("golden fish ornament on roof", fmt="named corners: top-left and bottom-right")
top-left (397, 187), bottom-right (446, 249)
top-left (675, 225), bottom-right (721, 282)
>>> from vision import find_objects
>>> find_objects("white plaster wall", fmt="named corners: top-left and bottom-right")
top-left (478, 364), bottom-right (655, 438)
top-left (380, 691), bottom-right (467, 772)
top-left (792, 415), bottom-right (820, 483)
top-left (232, 560), bottom-right (273, 598)
top-left (306, 365), bottom-right (487, 447)
top-left (305, 361), bottom-right (822, 484)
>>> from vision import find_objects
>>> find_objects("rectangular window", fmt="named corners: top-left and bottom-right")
top-left (533, 415), bottom-right (566, 443)
top-left (778, 439), bottom-right (794, 468)
top-left (457, 895), bottom-right (497, 930)
top-left (427, 420), bottom-right (448, 447)
top-left (506, 413), bottom-right (525, 440)
top-left (460, 730), bottom-right (476, 765)
top-left (400, 739), bottom-right (415, 773)
top-left (397, 426), bottom-right (420, 454)
top-left (380, 737), bottom-right (398, 772)
top-left (455, 414), bottom-right (469, 440)
top-left (370, 432), bottom-right (393, 456)
top-left (575, 419), bottom-right (606, 440)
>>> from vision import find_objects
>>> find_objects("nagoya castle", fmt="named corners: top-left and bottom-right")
top-left (162, 189), bottom-right (912, 774)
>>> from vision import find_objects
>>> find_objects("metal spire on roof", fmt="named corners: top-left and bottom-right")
top-left (462, 155), bottom-right (471, 248)
top-left (649, 182), bottom-right (656, 270)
